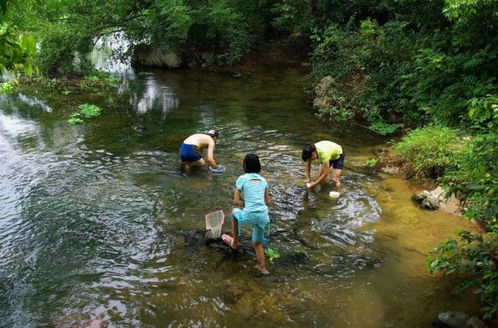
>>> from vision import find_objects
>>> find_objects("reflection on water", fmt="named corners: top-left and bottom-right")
top-left (0, 62), bottom-right (480, 327)
top-left (131, 76), bottom-right (179, 115)
top-left (18, 94), bottom-right (52, 113)
top-left (90, 32), bottom-right (133, 75)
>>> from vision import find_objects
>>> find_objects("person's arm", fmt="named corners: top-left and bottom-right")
top-left (206, 139), bottom-right (218, 167)
top-left (264, 189), bottom-right (270, 205)
top-left (305, 160), bottom-right (311, 183)
top-left (308, 162), bottom-right (330, 188)
top-left (233, 188), bottom-right (244, 207)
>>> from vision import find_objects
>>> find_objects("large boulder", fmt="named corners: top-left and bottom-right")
top-left (312, 75), bottom-right (337, 110)
top-left (132, 46), bottom-right (182, 69)
top-left (413, 186), bottom-right (446, 210)
top-left (314, 75), bottom-right (336, 98)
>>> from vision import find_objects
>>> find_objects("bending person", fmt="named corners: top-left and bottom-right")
top-left (302, 141), bottom-right (345, 189)
top-left (179, 130), bottom-right (222, 171)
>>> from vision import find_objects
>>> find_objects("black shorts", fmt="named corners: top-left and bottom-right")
top-left (329, 152), bottom-right (345, 170)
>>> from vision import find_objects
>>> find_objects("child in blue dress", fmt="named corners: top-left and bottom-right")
top-left (222, 153), bottom-right (270, 274)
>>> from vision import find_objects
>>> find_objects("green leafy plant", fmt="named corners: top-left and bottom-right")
top-left (359, 18), bottom-right (378, 37)
top-left (441, 95), bottom-right (498, 228)
top-left (317, 105), bottom-right (354, 122)
top-left (79, 103), bottom-right (102, 118)
top-left (0, 80), bottom-right (17, 93)
top-left (426, 230), bottom-right (498, 319)
top-left (83, 75), bottom-right (100, 81)
top-left (68, 113), bottom-right (83, 125)
top-left (39, 77), bottom-right (59, 90)
top-left (0, 25), bottom-right (38, 76)
top-left (365, 158), bottom-right (380, 167)
top-left (104, 77), bottom-right (120, 83)
top-left (264, 248), bottom-right (280, 262)
top-left (394, 126), bottom-right (465, 179)
top-left (369, 122), bottom-right (399, 135)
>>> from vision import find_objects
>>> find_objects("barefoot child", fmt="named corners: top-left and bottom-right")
top-left (302, 141), bottom-right (345, 189)
top-left (222, 153), bottom-right (270, 274)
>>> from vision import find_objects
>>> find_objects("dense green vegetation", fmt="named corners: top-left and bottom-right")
top-left (0, 23), bottom-right (37, 76)
top-left (394, 126), bottom-right (466, 180)
top-left (1, 0), bottom-right (496, 320)
top-left (1, 0), bottom-right (276, 74)
top-left (427, 231), bottom-right (498, 319)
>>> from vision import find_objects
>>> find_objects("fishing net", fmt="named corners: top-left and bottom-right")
top-left (205, 210), bottom-right (225, 239)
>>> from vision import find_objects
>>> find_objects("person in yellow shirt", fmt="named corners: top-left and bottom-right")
top-left (302, 141), bottom-right (345, 189)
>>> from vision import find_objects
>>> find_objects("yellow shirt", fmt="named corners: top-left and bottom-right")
top-left (315, 141), bottom-right (342, 164)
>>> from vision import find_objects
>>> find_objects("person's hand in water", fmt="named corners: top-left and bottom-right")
top-left (306, 182), bottom-right (314, 189)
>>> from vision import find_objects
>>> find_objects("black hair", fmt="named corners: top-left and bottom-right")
top-left (302, 143), bottom-right (316, 161)
top-left (243, 153), bottom-right (261, 173)
top-left (207, 129), bottom-right (219, 138)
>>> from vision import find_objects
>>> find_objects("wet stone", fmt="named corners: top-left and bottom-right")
top-left (413, 187), bottom-right (446, 210)
top-left (433, 311), bottom-right (487, 328)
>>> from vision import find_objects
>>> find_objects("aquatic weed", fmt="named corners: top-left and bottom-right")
top-left (264, 248), bottom-right (280, 262)
top-left (79, 103), bottom-right (102, 118)
top-left (68, 113), bottom-right (83, 125)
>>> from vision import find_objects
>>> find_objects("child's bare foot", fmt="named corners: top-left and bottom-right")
top-left (254, 264), bottom-right (269, 275)
top-left (222, 234), bottom-right (239, 249)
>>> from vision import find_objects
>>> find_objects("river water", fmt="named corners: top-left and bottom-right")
top-left (0, 58), bottom-right (479, 327)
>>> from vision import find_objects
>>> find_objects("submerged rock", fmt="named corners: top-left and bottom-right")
top-left (172, 230), bottom-right (256, 255)
top-left (172, 229), bottom-right (311, 268)
top-left (433, 311), bottom-right (486, 328)
top-left (379, 166), bottom-right (400, 175)
top-left (274, 252), bottom-right (310, 267)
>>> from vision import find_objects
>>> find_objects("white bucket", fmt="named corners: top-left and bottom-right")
top-left (205, 210), bottom-right (225, 238)
top-left (329, 191), bottom-right (340, 199)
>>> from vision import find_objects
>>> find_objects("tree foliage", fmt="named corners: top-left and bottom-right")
top-left (0, 24), bottom-right (37, 76)
top-left (427, 231), bottom-right (498, 319)
top-left (1, 0), bottom-right (277, 74)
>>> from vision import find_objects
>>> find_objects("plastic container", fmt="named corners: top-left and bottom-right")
top-left (209, 166), bottom-right (226, 174)
top-left (329, 191), bottom-right (340, 199)
top-left (205, 210), bottom-right (225, 239)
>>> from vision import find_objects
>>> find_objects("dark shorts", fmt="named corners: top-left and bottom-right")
top-left (329, 152), bottom-right (345, 169)
top-left (179, 143), bottom-right (202, 162)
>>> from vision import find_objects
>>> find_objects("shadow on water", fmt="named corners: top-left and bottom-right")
top-left (0, 56), bottom-right (481, 327)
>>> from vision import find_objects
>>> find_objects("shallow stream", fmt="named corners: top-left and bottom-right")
top-left (0, 59), bottom-right (479, 327)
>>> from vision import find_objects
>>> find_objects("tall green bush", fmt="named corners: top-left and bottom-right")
top-left (394, 126), bottom-right (465, 179)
